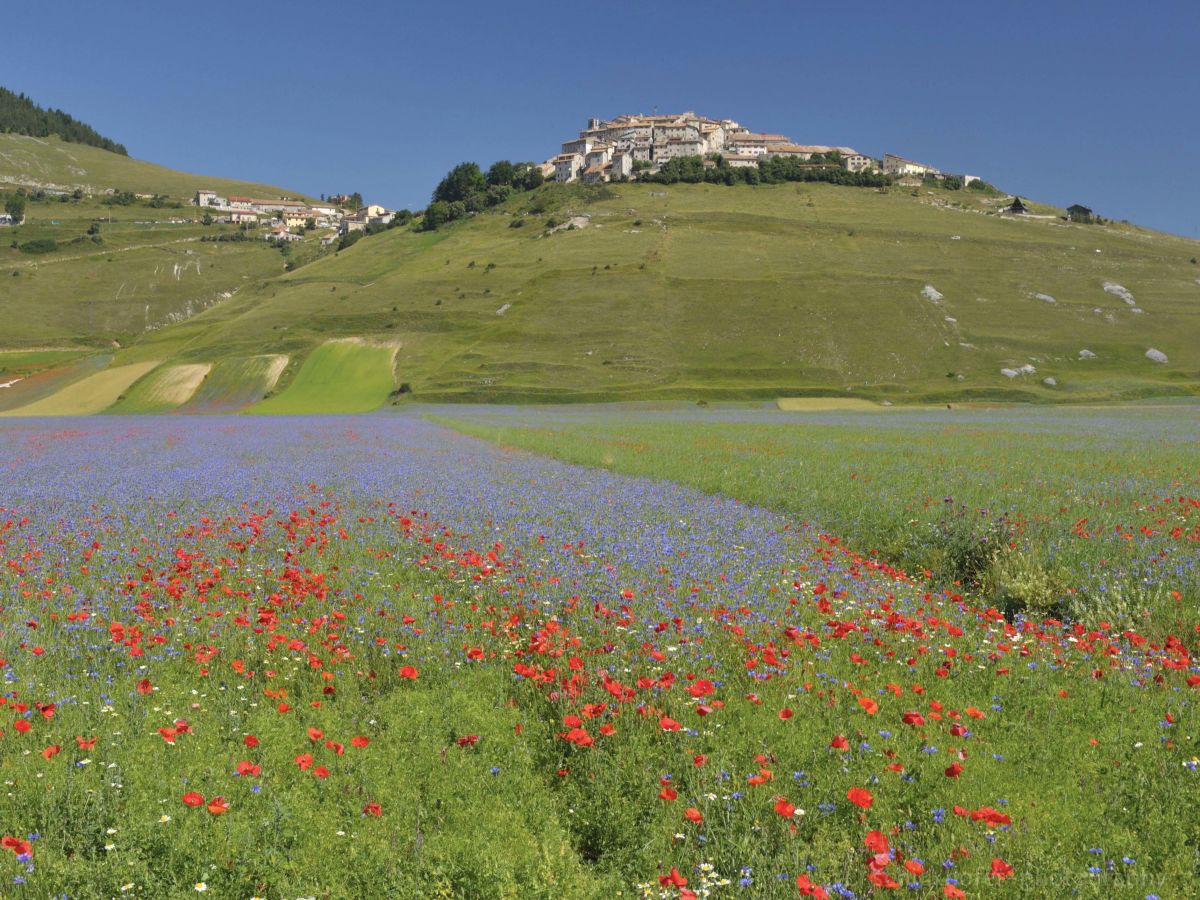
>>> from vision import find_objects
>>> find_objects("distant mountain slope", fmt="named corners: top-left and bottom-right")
top-left (0, 86), bottom-right (127, 155)
top-left (0, 133), bottom-right (307, 199)
top-left (110, 181), bottom-right (1199, 407)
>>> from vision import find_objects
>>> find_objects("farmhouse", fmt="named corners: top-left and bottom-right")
top-left (882, 154), bottom-right (941, 178)
top-left (1003, 196), bottom-right (1029, 215)
top-left (1067, 204), bottom-right (1093, 221)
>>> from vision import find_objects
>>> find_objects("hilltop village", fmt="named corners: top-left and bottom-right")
top-left (544, 111), bottom-right (973, 185)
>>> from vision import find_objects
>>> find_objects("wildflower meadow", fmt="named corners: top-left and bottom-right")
top-left (0, 411), bottom-right (1196, 898)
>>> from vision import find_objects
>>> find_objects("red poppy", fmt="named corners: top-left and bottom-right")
top-left (313, 765), bottom-right (330, 779)
top-left (294, 753), bottom-right (314, 771)
top-left (944, 762), bottom-right (964, 778)
top-left (857, 697), bottom-right (879, 715)
top-left (207, 796), bottom-right (229, 815)
top-left (796, 873), bottom-right (829, 899)
top-left (560, 727), bottom-right (594, 747)
top-left (989, 858), bottom-right (1014, 879)
top-left (864, 830), bottom-right (889, 854)
top-left (243, 735), bottom-right (260, 748)
top-left (13, 719), bottom-right (30, 734)
top-left (398, 666), bottom-right (419, 680)
top-left (659, 715), bottom-right (681, 732)
top-left (943, 884), bottom-right (966, 899)
top-left (774, 797), bottom-right (796, 818)
top-left (351, 735), bottom-right (370, 749)
top-left (868, 871), bottom-right (899, 889)
top-left (658, 786), bottom-right (677, 801)
top-left (456, 734), bottom-right (479, 748)
top-left (307, 727), bottom-right (323, 742)
top-left (659, 867), bottom-right (688, 888)
top-left (182, 791), bottom-right (205, 807)
top-left (905, 859), bottom-right (925, 876)
top-left (363, 802), bottom-right (382, 817)
top-left (75, 736), bottom-right (96, 750)
top-left (136, 678), bottom-right (153, 695)
top-left (830, 735), bottom-right (849, 750)
top-left (779, 708), bottom-right (794, 720)
top-left (2, 836), bottom-right (32, 857)
top-left (683, 807), bottom-right (703, 824)
top-left (42, 744), bottom-right (60, 760)
top-left (847, 787), bottom-right (874, 809)
top-left (692, 754), bottom-right (708, 767)
top-left (235, 760), bottom-right (260, 777)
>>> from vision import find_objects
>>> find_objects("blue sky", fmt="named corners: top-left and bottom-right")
top-left (5, 0), bottom-right (1198, 237)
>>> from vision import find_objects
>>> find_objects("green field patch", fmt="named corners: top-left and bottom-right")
top-left (0, 348), bottom-right (89, 377)
top-left (0, 360), bottom-right (158, 416)
top-left (249, 341), bottom-right (397, 414)
top-left (177, 355), bottom-right (289, 413)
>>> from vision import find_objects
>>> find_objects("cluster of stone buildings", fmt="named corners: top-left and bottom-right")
top-left (193, 190), bottom-right (394, 239)
top-left (546, 113), bottom-right (960, 184)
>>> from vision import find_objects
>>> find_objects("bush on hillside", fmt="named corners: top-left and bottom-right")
top-left (18, 238), bottom-right (58, 254)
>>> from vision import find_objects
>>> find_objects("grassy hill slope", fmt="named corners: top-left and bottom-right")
top-left (0, 133), bottom-right (308, 199)
top-left (0, 135), bottom-right (327, 352)
top-left (113, 180), bottom-right (1199, 406)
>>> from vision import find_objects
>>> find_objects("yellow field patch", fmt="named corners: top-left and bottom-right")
top-left (260, 355), bottom-right (289, 392)
top-left (143, 363), bottom-right (213, 406)
top-left (776, 397), bottom-right (889, 411)
top-left (1, 361), bottom-right (160, 416)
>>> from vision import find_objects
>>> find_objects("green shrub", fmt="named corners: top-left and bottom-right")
top-left (18, 238), bottom-right (57, 254)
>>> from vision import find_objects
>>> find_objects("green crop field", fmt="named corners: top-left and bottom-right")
top-left (249, 340), bottom-right (398, 414)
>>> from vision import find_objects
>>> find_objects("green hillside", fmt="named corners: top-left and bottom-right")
top-left (113, 180), bottom-right (1199, 407)
top-left (0, 134), bottom-right (326, 354)
top-left (0, 132), bottom-right (308, 200)
top-left (4, 176), bottom-right (1199, 412)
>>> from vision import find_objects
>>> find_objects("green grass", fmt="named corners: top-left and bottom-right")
top-left (0, 348), bottom-right (87, 376)
top-left (0, 132), bottom-right (311, 200)
top-left (249, 341), bottom-right (398, 414)
top-left (0, 195), bottom-right (305, 349)
top-left (119, 180), bottom-right (1200, 405)
top-left (439, 403), bottom-right (1200, 632)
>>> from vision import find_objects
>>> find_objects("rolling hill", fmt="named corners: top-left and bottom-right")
top-left (4, 169), bottom-right (1199, 412)
top-left (118, 179), bottom-right (1200, 406)
top-left (0, 133), bottom-right (322, 368)
top-left (0, 132), bottom-right (307, 200)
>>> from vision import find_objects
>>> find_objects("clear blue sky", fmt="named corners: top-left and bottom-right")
top-left (6, 0), bottom-right (1198, 237)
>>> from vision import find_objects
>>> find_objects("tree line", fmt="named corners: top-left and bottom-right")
top-left (639, 153), bottom-right (892, 188)
top-left (0, 86), bottom-right (128, 155)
